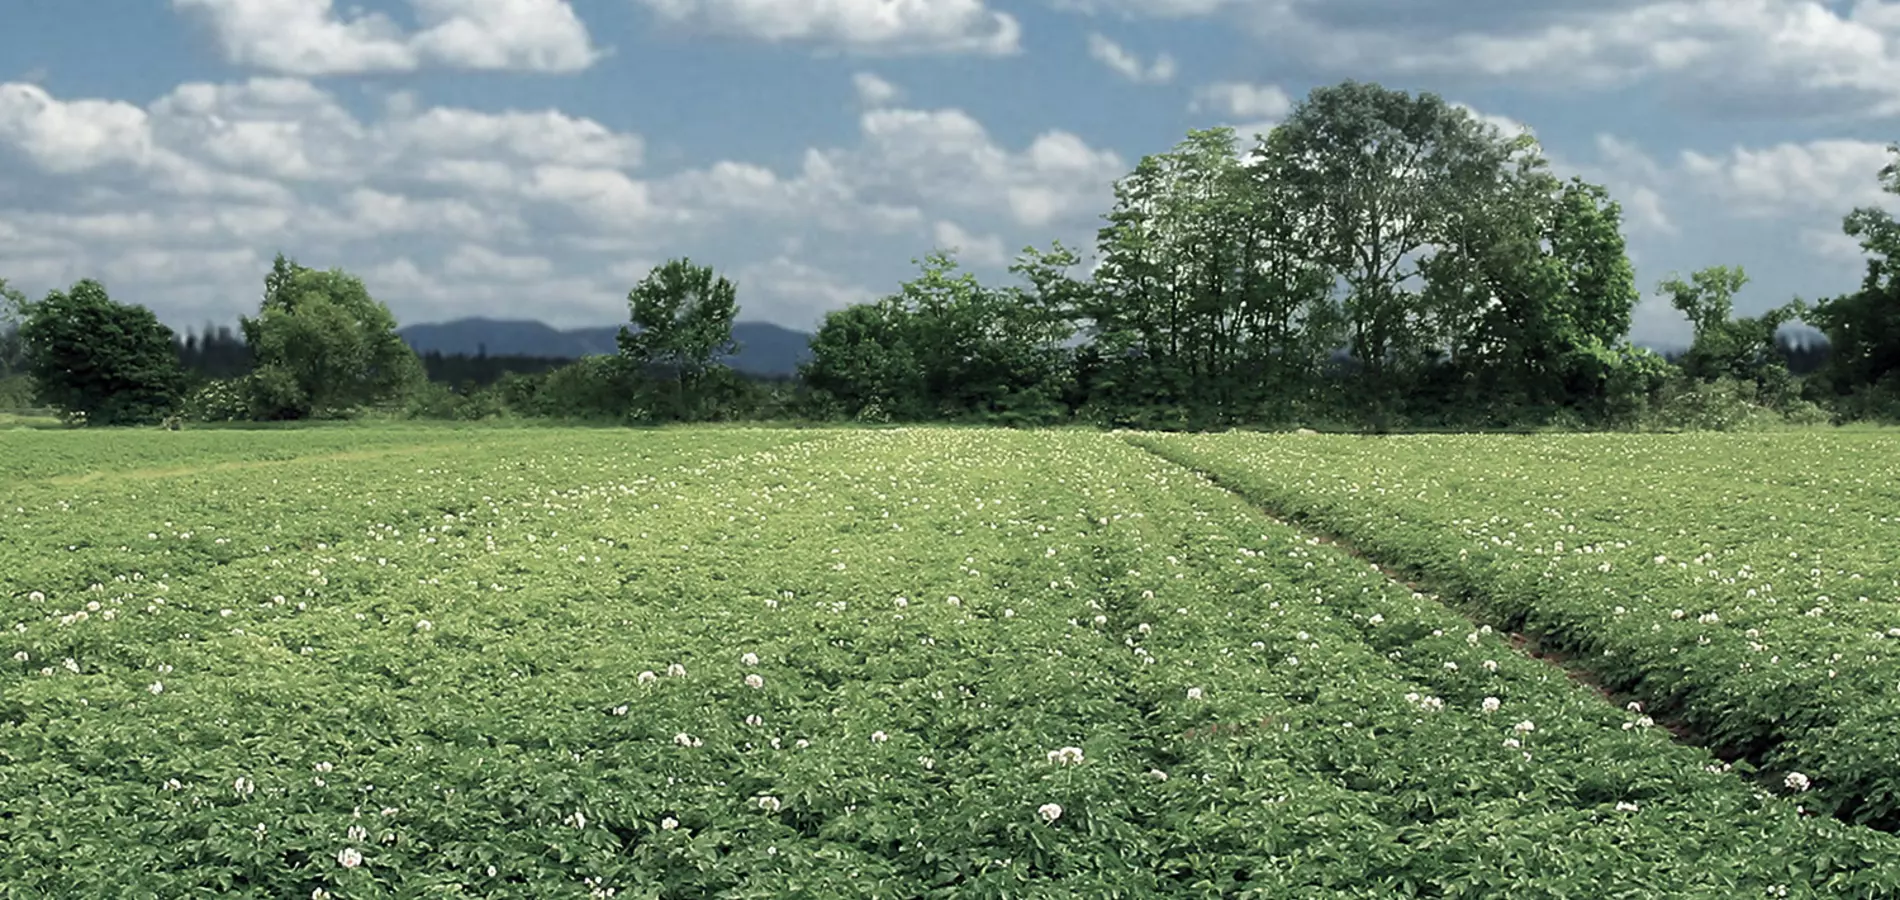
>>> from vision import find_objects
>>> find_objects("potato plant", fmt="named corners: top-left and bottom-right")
top-left (3, 427), bottom-right (1898, 897)
top-left (1131, 431), bottom-right (1900, 831)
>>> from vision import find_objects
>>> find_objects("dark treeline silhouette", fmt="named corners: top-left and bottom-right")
top-left (416, 350), bottom-right (571, 389)
top-left (4, 80), bottom-right (1898, 429)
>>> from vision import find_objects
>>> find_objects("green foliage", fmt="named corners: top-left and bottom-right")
top-left (1659, 265), bottom-right (1747, 339)
top-left (1646, 376), bottom-right (1785, 431)
top-left (618, 258), bottom-right (741, 420)
top-left (523, 355), bottom-right (641, 421)
top-left (802, 250), bottom-right (1077, 424)
top-left (19, 279), bottom-right (187, 426)
top-left (1140, 429), bottom-right (1900, 830)
top-left (801, 300), bottom-right (924, 419)
top-left (401, 381), bottom-right (507, 421)
top-left (4, 427), bottom-right (1900, 895)
top-left (240, 255), bottom-right (424, 419)
top-left (180, 378), bottom-right (255, 423)
top-left (1804, 146), bottom-right (1900, 409)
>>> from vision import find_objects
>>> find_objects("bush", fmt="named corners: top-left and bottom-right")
top-left (1644, 376), bottom-right (1780, 431)
top-left (181, 379), bottom-right (254, 423)
top-left (0, 373), bottom-right (32, 409)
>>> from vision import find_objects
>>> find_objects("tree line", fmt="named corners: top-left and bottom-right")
top-left (3, 81), bottom-right (1897, 430)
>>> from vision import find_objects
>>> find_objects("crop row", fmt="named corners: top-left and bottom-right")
top-left (3, 429), bottom-right (1897, 897)
top-left (1128, 431), bottom-right (1900, 831)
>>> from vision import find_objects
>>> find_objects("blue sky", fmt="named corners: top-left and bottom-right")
top-left (4, 0), bottom-right (1900, 347)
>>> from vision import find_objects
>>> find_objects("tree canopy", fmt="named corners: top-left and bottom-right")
top-left (240, 254), bottom-right (423, 419)
top-left (19, 279), bottom-right (186, 425)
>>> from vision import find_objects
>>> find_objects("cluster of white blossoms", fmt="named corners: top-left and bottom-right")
top-left (1186, 687), bottom-right (1205, 701)
top-left (1480, 697), bottom-right (1501, 714)
top-left (1403, 692), bottom-right (1445, 712)
top-left (1037, 803), bottom-right (1063, 824)
top-left (1784, 772), bottom-right (1811, 792)
top-left (1046, 746), bottom-right (1085, 766)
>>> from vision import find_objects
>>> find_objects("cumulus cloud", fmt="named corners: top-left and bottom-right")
top-left (853, 72), bottom-right (903, 107)
top-left (1086, 34), bottom-right (1176, 84)
top-left (1186, 81), bottom-right (1290, 147)
top-left (734, 256), bottom-right (880, 328)
top-left (172, 0), bottom-right (602, 75)
top-left (932, 220), bottom-right (1010, 267)
top-left (1190, 81), bottom-right (1292, 119)
top-left (0, 75), bottom-right (1125, 330)
top-left (1054, 0), bottom-right (1900, 120)
top-left (1680, 139), bottom-right (1895, 217)
top-left (635, 0), bottom-right (1021, 55)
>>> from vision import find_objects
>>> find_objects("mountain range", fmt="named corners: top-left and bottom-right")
top-left (398, 318), bottom-right (813, 377)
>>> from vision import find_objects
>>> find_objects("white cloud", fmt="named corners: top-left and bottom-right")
top-left (853, 72), bottom-right (902, 107)
top-left (1450, 101), bottom-right (1533, 139)
top-left (1187, 81), bottom-right (1291, 149)
top-left (636, 0), bottom-right (1020, 55)
top-left (388, 107), bottom-right (645, 169)
top-left (1680, 139), bottom-right (1894, 217)
top-left (1189, 81), bottom-right (1290, 119)
top-left (932, 220), bottom-right (1010, 267)
top-left (171, 0), bottom-right (600, 75)
top-left (724, 107), bottom-right (1126, 231)
top-left (442, 243), bottom-right (555, 279)
top-left (734, 256), bottom-right (879, 328)
top-left (0, 75), bottom-right (1125, 331)
top-left (1801, 227), bottom-right (1868, 265)
top-left (1057, 0), bottom-right (1900, 120)
top-left (1086, 34), bottom-right (1177, 84)
top-left (0, 84), bottom-right (158, 173)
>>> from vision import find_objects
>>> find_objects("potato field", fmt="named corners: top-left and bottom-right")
top-left (3, 426), bottom-right (1899, 898)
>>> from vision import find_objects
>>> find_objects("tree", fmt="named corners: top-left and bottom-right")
top-left (800, 300), bottom-right (922, 420)
top-left (1659, 266), bottom-right (1800, 385)
top-left (1661, 265), bottom-right (1747, 340)
top-left (1806, 146), bottom-right (1900, 403)
top-left (1421, 168), bottom-right (1642, 415)
top-left (241, 257), bottom-right (423, 418)
top-left (1258, 81), bottom-right (1523, 386)
top-left (19, 279), bottom-right (186, 425)
top-left (1087, 127), bottom-right (1338, 424)
top-left (618, 259), bottom-right (741, 418)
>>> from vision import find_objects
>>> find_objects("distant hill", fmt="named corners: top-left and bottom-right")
top-left (399, 318), bottom-right (812, 377)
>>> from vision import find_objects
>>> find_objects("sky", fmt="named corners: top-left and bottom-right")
top-left (4, 1), bottom-right (1900, 348)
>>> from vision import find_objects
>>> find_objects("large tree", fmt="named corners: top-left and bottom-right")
top-left (241, 254), bottom-right (423, 418)
top-left (618, 258), bottom-right (741, 417)
top-left (1256, 81), bottom-right (1526, 385)
top-left (1087, 127), bottom-right (1338, 423)
top-left (19, 279), bottom-right (186, 425)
